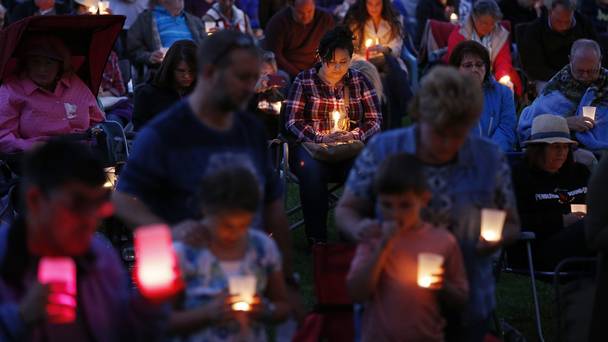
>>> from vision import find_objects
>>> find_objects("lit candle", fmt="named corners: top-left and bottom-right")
top-left (332, 110), bottom-right (341, 133)
top-left (417, 253), bottom-right (444, 288)
top-left (98, 1), bottom-right (109, 14)
top-left (228, 275), bottom-right (256, 311)
top-left (88, 5), bottom-right (97, 14)
top-left (571, 204), bottom-right (587, 214)
top-left (450, 13), bottom-right (459, 24)
top-left (134, 225), bottom-right (181, 300)
top-left (38, 257), bottom-right (77, 324)
top-left (365, 39), bottom-right (373, 60)
top-left (583, 106), bottom-right (596, 121)
top-left (480, 208), bottom-right (506, 242)
top-left (271, 101), bottom-right (282, 114)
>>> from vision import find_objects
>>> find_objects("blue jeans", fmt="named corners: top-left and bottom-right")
top-left (289, 144), bottom-right (354, 242)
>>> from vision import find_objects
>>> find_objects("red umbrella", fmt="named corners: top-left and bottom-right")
top-left (0, 15), bottom-right (125, 95)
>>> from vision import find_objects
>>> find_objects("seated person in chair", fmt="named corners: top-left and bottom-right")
top-left (0, 34), bottom-right (105, 154)
top-left (518, 39), bottom-right (608, 152)
top-left (512, 114), bottom-right (593, 270)
top-left (445, 0), bottom-right (523, 96)
top-left (284, 25), bottom-right (381, 245)
top-left (133, 40), bottom-right (197, 130)
top-left (449, 40), bottom-right (517, 152)
top-left (343, 0), bottom-right (412, 128)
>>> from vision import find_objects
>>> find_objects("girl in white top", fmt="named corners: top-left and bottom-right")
top-left (344, 0), bottom-right (409, 73)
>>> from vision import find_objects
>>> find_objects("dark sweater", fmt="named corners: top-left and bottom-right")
top-left (518, 11), bottom-right (598, 82)
top-left (133, 84), bottom-right (181, 130)
top-left (499, 0), bottom-right (544, 35)
top-left (264, 7), bottom-right (334, 77)
top-left (512, 159), bottom-right (590, 241)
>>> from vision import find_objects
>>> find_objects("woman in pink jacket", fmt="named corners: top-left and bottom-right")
top-left (0, 34), bottom-right (104, 154)
top-left (445, 0), bottom-right (522, 96)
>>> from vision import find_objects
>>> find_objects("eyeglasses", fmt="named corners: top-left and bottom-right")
top-left (460, 62), bottom-right (485, 70)
top-left (210, 34), bottom-right (256, 66)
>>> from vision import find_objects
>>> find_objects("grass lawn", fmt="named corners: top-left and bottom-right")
top-left (286, 184), bottom-right (557, 341)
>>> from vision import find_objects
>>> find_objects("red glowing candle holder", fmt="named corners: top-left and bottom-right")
top-left (134, 224), bottom-right (182, 300)
top-left (38, 257), bottom-right (77, 324)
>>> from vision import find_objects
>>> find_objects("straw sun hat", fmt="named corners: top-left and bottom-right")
top-left (523, 114), bottom-right (578, 146)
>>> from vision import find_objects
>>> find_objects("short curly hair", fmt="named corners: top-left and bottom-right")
top-left (409, 66), bottom-right (483, 129)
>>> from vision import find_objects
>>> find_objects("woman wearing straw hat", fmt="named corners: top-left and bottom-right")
top-left (512, 114), bottom-right (593, 270)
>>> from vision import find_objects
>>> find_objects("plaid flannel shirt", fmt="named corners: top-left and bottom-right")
top-left (285, 66), bottom-right (382, 143)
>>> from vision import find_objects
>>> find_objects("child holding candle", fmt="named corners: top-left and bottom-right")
top-left (346, 153), bottom-right (469, 341)
top-left (169, 165), bottom-right (290, 341)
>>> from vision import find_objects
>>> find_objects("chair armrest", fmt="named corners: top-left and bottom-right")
top-left (519, 231), bottom-right (536, 241)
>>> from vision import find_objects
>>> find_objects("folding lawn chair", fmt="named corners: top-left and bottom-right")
top-left (497, 232), bottom-right (597, 342)
top-left (293, 243), bottom-right (358, 341)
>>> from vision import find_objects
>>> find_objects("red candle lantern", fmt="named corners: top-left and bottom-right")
top-left (134, 224), bottom-right (182, 300)
top-left (37, 257), bottom-right (77, 324)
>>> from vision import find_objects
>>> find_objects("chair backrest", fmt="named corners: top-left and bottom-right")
top-left (312, 243), bottom-right (357, 341)
top-left (429, 19), bottom-right (456, 50)
top-left (313, 243), bottom-right (357, 306)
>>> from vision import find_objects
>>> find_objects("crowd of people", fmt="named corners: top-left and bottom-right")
top-left (0, 0), bottom-right (608, 340)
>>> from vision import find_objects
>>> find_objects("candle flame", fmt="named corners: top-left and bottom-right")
top-left (450, 13), bottom-right (458, 21)
top-left (332, 111), bottom-right (341, 122)
top-left (418, 275), bottom-right (432, 288)
top-left (232, 301), bottom-right (251, 311)
top-left (499, 75), bottom-right (511, 84)
top-left (481, 230), bottom-right (500, 242)
top-left (365, 39), bottom-right (373, 48)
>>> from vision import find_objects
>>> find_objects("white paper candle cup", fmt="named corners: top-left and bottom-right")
top-left (570, 204), bottom-right (587, 214)
top-left (228, 275), bottom-right (256, 309)
top-left (583, 106), bottom-right (596, 121)
top-left (204, 21), bottom-right (216, 33)
top-left (417, 253), bottom-right (444, 288)
top-left (480, 208), bottom-right (506, 242)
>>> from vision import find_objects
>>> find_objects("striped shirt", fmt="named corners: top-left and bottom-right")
top-left (153, 5), bottom-right (194, 48)
top-left (285, 66), bottom-right (382, 143)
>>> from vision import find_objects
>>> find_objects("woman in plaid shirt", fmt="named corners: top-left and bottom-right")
top-left (285, 25), bottom-right (382, 245)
